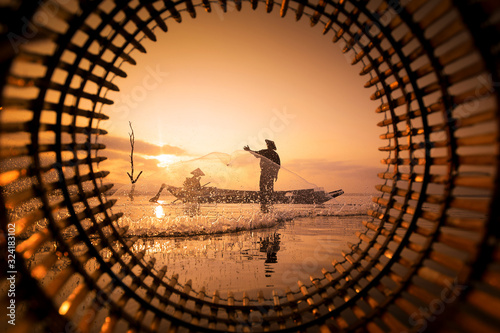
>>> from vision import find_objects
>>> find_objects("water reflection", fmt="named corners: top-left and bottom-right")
top-left (133, 216), bottom-right (365, 293)
top-left (259, 232), bottom-right (280, 276)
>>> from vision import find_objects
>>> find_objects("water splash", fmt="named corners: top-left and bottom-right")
top-left (113, 194), bottom-right (375, 237)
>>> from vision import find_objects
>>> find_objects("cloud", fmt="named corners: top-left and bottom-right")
top-left (98, 135), bottom-right (187, 156)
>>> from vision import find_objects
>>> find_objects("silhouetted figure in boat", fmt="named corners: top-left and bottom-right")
top-left (183, 168), bottom-right (204, 192)
top-left (244, 139), bottom-right (281, 213)
top-left (148, 168), bottom-right (205, 204)
top-left (183, 168), bottom-right (205, 216)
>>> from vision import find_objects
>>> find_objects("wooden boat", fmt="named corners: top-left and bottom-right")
top-left (163, 185), bottom-right (343, 204)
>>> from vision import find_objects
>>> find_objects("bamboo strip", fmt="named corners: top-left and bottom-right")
top-left (482, 271), bottom-right (500, 290)
top-left (99, 315), bottom-right (119, 333)
top-left (14, 51), bottom-right (121, 91)
top-left (333, 7), bottom-right (359, 43)
top-left (456, 133), bottom-right (497, 146)
top-left (297, 280), bottom-right (319, 317)
top-left (227, 291), bottom-right (236, 332)
top-left (447, 61), bottom-right (486, 85)
top-left (163, 0), bottom-right (183, 23)
top-left (208, 290), bottom-right (219, 329)
top-left (285, 287), bottom-right (302, 325)
top-left (419, 0), bottom-right (453, 29)
top-left (93, 8), bottom-right (147, 53)
top-left (143, 2), bottom-right (169, 31)
top-left (368, 209), bottom-right (480, 258)
top-left (466, 289), bottom-right (500, 319)
top-left (445, 216), bottom-right (485, 230)
top-left (428, 250), bottom-right (468, 274)
top-left (122, 6), bottom-right (157, 41)
top-left (201, 0), bottom-right (212, 12)
top-left (16, 228), bottom-right (51, 259)
top-left (131, 264), bottom-right (164, 326)
top-left (381, 311), bottom-right (409, 332)
top-left (331, 261), bottom-right (370, 320)
top-left (33, 142), bottom-right (106, 153)
top-left (456, 108), bottom-right (496, 128)
top-left (393, 297), bottom-right (420, 324)
top-left (375, 94), bottom-right (417, 114)
top-left (265, 0), bottom-right (273, 13)
top-left (219, 0), bottom-right (228, 13)
top-left (405, 0), bottom-right (433, 14)
top-left (438, 40), bottom-right (475, 68)
top-left (355, 233), bottom-right (406, 284)
top-left (190, 286), bottom-right (206, 326)
top-left (45, 268), bottom-right (76, 298)
top-left (376, 103), bottom-right (442, 127)
top-left (429, 17), bottom-right (465, 51)
top-left (66, 36), bottom-right (136, 68)
top-left (234, 0), bottom-right (242, 11)
top-left (30, 251), bottom-right (60, 280)
top-left (241, 291), bottom-right (250, 323)
top-left (0, 168), bottom-right (28, 186)
top-left (13, 209), bottom-right (47, 236)
top-left (150, 273), bottom-right (179, 331)
top-left (0, 122), bottom-right (107, 136)
top-left (322, 5), bottom-right (342, 35)
top-left (40, 156), bottom-right (108, 174)
top-left (459, 154), bottom-right (497, 166)
top-left (173, 280), bottom-right (192, 321)
top-left (296, 1), bottom-right (305, 21)
top-left (256, 291), bottom-right (269, 331)
top-left (417, 266), bottom-right (454, 289)
top-left (185, 0), bottom-right (197, 18)
top-left (60, 283), bottom-right (89, 317)
top-left (366, 321), bottom-right (386, 333)
top-left (361, 223), bottom-right (418, 267)
top-left (310, 0), bottom-right (326, 27)
top-left (273, 290), bottom-right (286, 329)
top-left (8, 78), bottom-right (112, 105)
top-left (454, 311), bottom-right (500, 333)
top-left (450, 198), bottom-right (490, 214)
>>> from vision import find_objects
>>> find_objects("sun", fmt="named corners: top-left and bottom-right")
top-left (151, 154), bottom-right (183, 168)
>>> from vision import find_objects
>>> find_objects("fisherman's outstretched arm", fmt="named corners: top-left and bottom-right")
top-left (243, 145), bottom-right (260, 158)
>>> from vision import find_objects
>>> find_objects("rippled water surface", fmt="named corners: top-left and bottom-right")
top-left (112, 193), bottom-right (373, 295)
top-left (133, 215), bottom-right (366, 295)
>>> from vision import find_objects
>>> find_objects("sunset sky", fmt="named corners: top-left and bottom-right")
top-left (97, 6), bottom-right (387, 193)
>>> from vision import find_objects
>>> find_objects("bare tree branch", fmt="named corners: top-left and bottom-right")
top-left (128, 121), bottom-right (143, 184)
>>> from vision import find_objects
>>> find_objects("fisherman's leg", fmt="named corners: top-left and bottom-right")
top-left (261, 176), bottom-right (274, 213)
top-left (259, 174), bottom-right (268, 212)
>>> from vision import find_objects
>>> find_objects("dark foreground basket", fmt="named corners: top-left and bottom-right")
top-left (0, 0), bottom-right (499, 332)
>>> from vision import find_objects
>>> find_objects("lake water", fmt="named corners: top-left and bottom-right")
top-left (2, 193), bottom-right (375, 332)
top-left (111, 193), bottom-right (373, 296)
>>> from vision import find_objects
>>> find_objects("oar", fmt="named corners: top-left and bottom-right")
top-left (171, 182), bottom-right (211, 204)
top-left (149, 184), bottom-right (166, 202)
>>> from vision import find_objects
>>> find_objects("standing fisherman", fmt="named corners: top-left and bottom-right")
top-left (244, 139), bottom-right (281, 213)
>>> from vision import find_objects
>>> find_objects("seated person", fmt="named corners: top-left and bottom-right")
top-left (183, 168), bottom-right (204, 192)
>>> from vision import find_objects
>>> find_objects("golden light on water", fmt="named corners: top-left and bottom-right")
top-left (155, 205), bottom-right (165, 218)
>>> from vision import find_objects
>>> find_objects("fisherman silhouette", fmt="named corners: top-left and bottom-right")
top-left (183, 168), bottom-right (204, 193)
top-left (244, 139), bottom-right (281, 213)
top-left (148, 168), bottom-right (205, 203)
top-left (185, 168), bottom-right (205, 215)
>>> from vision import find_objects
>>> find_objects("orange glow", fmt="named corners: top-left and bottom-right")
top-left (148, 154), bottom-right (185, 168)
top-left (97, 9), bottom-right (384, 192)
top-left (155, 205), bottom-right (165, 218)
